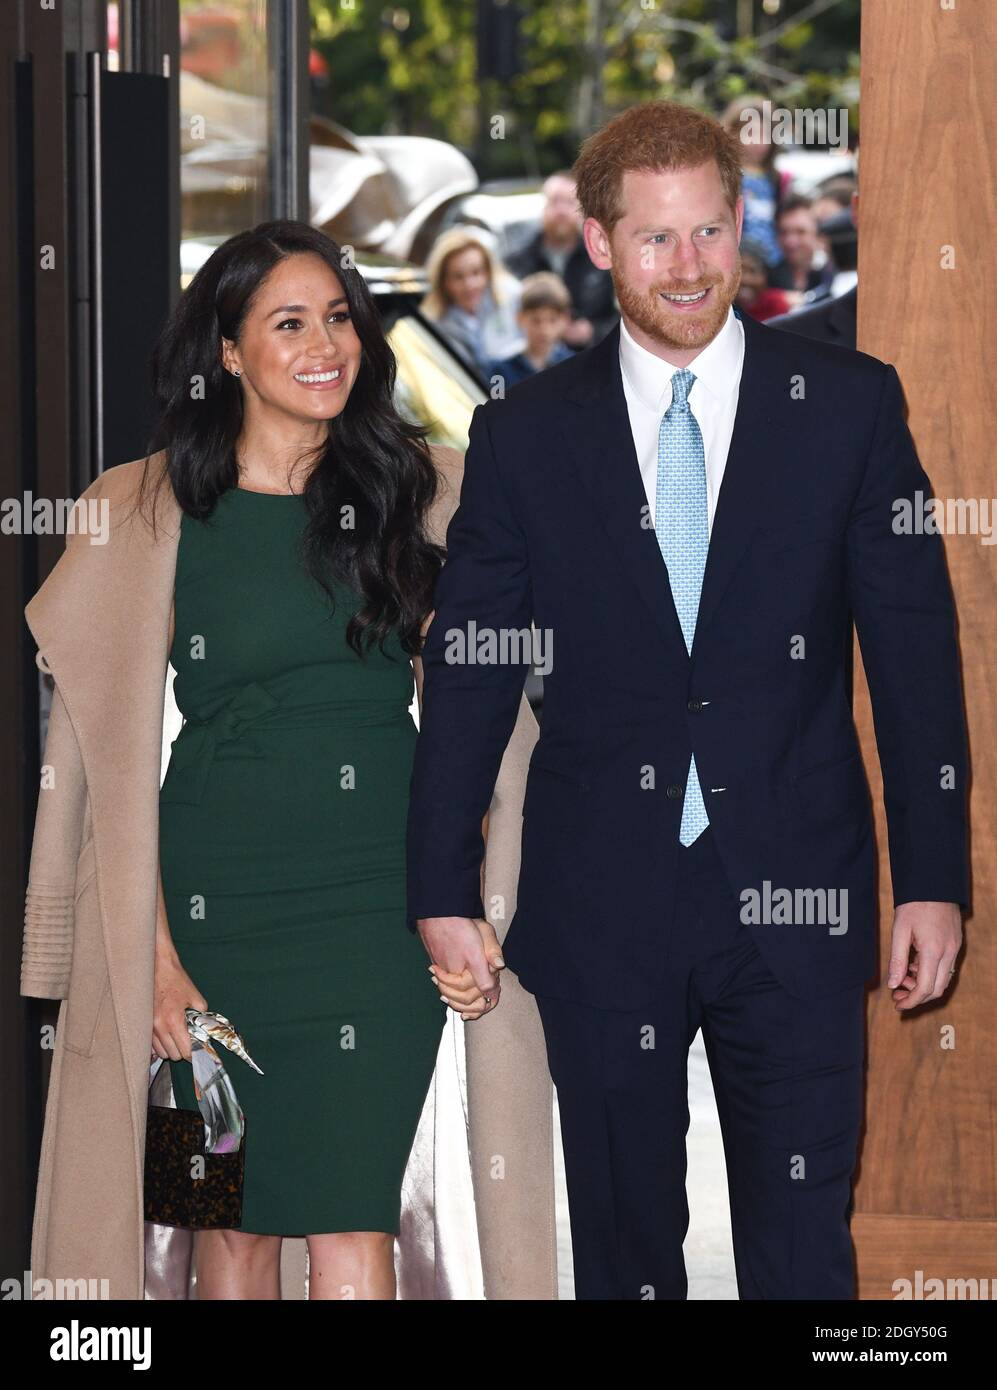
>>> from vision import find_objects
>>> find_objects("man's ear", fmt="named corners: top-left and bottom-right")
top-left (582, 216), bottom-right (612, 271)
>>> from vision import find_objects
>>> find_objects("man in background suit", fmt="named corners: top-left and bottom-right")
top-left (407, 102), bottom-right (969, 1300)
top-left (769, 191), bottom-right (860, 348)
top-left (769, 281), bottom-right (857, 347)
top-left (508, 169), bottom-right (619, 351)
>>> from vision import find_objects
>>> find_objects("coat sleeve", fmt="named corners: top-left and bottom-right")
top-left (408, 414), bottom-right (534, 925)
top-left (21, 660), bottom-right (89, 999)
top-left (846, 363), bottom-right (970, 909)
top-left (424, 446), bottom-right (541, 937)
top-left (20, 468), bottom-right (113, 998)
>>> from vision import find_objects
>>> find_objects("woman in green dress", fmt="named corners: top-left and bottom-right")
top-left (143, 220), bottom-right (502, 1299)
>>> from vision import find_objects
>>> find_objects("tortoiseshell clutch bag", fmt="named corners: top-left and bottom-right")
top-left (144, 1008), bottom-right (262, 1230)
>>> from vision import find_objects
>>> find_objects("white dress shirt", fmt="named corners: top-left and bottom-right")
top-left (618, 306), bottom-right (745, 536)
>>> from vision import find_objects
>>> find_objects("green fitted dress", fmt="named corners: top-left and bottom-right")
top-left (159, 486), bottom-right (445, 1236)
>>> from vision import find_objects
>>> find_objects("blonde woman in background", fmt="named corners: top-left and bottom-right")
top-left (421, 228), bottom-right (524, 380)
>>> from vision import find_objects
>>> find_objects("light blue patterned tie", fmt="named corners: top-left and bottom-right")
top-left (654, 368), bottom-right (709, 846)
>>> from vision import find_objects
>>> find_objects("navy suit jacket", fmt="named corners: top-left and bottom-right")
top-left (768, 284), bottom-right (857, 349)
top-left (406, 310), bottom-right (970, 1010)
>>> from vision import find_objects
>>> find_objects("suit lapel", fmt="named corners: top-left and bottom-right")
top-left (692, 312), bottom-right (782, 649)
top-left (562, 326), bottom-right (690, 662)
top-left (561, 312), bottom-right (783, 662)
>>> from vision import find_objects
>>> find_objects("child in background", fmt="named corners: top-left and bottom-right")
top-left (721, 95), bottom-right (792, 273)
top-left (735, 240), bottom-right (792, 322)
top-left (488, 272), bottom-right (574, 391)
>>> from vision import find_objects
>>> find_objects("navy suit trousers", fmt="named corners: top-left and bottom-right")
top-left (533, 826), bottom-right (866, 1301)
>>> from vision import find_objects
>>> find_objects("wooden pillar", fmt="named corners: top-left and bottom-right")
top-left (852, 0), bottom-right (996, 1297)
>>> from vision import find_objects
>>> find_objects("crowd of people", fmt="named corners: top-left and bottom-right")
top-left (418, 96), bottom-right (858, 389)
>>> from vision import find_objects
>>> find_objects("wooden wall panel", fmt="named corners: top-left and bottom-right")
top-left (853, 0), bottom-right (996, 1297)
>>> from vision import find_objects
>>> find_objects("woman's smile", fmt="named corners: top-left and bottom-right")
top-left (293, 365), bottom-right (346, 390)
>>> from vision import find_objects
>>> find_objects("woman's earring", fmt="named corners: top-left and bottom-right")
top-left (233, 369), bottom-right (242, 378)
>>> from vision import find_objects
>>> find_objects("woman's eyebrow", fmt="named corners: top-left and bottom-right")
top-left (265, 297), bottom-right (348, 317)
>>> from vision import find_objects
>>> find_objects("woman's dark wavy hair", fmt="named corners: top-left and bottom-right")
top-left (138, 219), bottom-right (445, 657)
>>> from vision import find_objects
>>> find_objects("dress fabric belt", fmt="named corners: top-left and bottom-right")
top-left (161, 679), bottom-right (411, 806)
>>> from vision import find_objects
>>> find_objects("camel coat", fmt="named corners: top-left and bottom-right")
top-left (20, 446), bottom-right (556, 1300)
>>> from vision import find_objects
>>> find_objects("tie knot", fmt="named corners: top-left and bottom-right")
top-left (668, 368), bottom-right (695, 409)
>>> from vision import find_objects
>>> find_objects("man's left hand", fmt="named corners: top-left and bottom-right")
top-left (887, 901), bottom-right (962, 1010)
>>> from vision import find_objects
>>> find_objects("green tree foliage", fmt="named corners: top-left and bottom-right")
top-left (309, 0), bottom-right (860, 179)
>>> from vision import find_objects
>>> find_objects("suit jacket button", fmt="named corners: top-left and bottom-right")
top-left (666, 783), bottom-right (684, 799)
top-left (687, 698), bottom-right (703, 712)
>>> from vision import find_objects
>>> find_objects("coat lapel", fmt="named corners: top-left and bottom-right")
top-left (561, 310), bottom-right (784, 662)
top-left (25, 454), bottom-right (181, 1149)
top-left (562, 325), bottom-right (690, 662)
top-left (692, 311), bottom-right (782, 650)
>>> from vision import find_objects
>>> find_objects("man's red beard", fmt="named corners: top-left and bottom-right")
top-left (613, 258), bottom-right (742, 352)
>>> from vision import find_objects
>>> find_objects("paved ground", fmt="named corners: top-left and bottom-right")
top-left (553, 1028), bottom-right (738, 1299)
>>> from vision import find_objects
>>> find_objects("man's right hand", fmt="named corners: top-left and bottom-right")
top-left (417, 916), bottom-right (503, 1015)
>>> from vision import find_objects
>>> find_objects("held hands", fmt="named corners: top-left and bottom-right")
top-left (152, 950), bottom-right (208, 1062)
top-left (887, 901), bottom-right (963, 1011)
top-left (417, 915), bottom-right (505, 1021)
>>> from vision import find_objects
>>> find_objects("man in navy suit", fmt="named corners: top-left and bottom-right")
top-left (407, 101), bottom-right (969, 1300)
